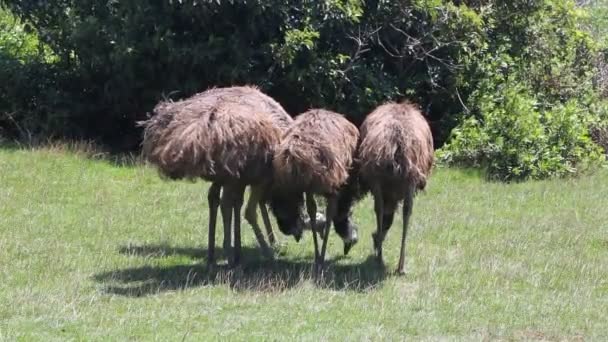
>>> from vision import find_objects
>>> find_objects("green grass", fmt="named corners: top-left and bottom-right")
top-left (1, 147), bottom-right (607, 340)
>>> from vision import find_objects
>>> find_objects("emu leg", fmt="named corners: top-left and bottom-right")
top-left (319, 195), bottom-right (337, 265)
top-left (220, 186), bottom-right (234, 260)
top-left (397, 184), bottom-right (416, 275)
top-left (259, 202), bottom-right (276, 246)
top-left (306, 192), bottom-right (320, 262)
top-left (334, 179), bottom-right (359, 255)
top-left (207, 183), bottom-right (222, 266)
top-left (371, 184), bottom-right (385, 263)
top-left (231, 184), bottom-right (246, 267)
top-left (245, 185), bottom-right (274, 260)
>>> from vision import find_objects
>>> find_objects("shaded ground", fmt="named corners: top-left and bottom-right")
top-left (96, 244), bottom-right (387, 296)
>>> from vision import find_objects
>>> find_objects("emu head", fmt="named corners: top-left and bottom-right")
top-left (333, 215), bottom-right (359, 255)
top-left (267, 190), bottom-right (305, 242)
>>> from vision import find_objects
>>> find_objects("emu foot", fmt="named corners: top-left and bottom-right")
top-left (396, 260), bottom-right (406, 276)
top-left (376, 253), bottom-right (385, 266)
top-left (313, 250), bottom-right (326, 266)
top-left (223, 240), bottom-right (232, 259)
top-left (207, 249), bottom-right (216, 267)
top-left (313, 259), bottom-right (328, 275)
top-left (228, 257), bottom-right (242, 269)
top-left (261, 246), bottom-right (275, 261)
top-left (229, 248), bottom-right (242, 269)
top-left (207, 258), bottom-right (216, 268)
top-left (372, 232), bottom-right (385, 264)
top-left (206, 258), bottom-right (217, 274)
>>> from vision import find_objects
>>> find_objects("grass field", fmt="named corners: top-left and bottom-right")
top-left (1, 146), bottom-right (607, 340)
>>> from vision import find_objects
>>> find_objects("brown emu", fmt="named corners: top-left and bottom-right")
top-left (141, 86), bottom-right (302, 266)
top-left (273, 109), bottom-right (359, 265)
top-left (357, 101), bottom-right (434, 275)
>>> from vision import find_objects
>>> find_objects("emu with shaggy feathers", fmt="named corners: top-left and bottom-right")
top-left (273, 109), bottom-right (359, 266)
top-left (141, 86), bottom-right (302, 266)
top-left (357, 101), bottom-right (434, 275)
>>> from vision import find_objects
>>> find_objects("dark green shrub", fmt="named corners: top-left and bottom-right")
top-left (1, 0), bottom-right (485, 145)
top-left (0, 7), bottom-right (66, 141)
top-left (1, 0), bottom-right (605, 175)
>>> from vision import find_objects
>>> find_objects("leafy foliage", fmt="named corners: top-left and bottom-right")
top-left (439, 82), bottom-right (604, 181)
top-left (0, 7), bottom-right (39, 61)
top-left (579, 0), bottom-right (608, 48)
top-left (0, 7), bottom-right (64, 141)
top-left (0, 0), bottom-right (606, 178)
top-left (438, 0), bottom-right (608, 180)
top-left (1, 0), bottom-right (485, 145)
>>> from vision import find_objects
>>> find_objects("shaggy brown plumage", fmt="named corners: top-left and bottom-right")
top-left (357, 101), bottom-right (434, 274)
top-left (193, 86), bottom-right (293, 131)
top-left (274, 109), bottom-right (359, 195)
top-left (359, 101), bottom-right (433, 193)
top-left (273, 109), bottom-right (359, 265)
top-left (143, 100), bottom-right (280, 183)
top-left (140, 86), bottom-right (294, 266)
top-left (142, 86), bottom-right (290, 183)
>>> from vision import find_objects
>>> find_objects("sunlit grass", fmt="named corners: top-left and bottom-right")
top-left (1, 147), bottom-right (607, 340)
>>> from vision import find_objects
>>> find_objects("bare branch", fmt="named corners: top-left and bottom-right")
top-left (376, 23), bottom-right (463, 71)
top-left (338, 27), bottom-right (380, 79)
top-left (456, 87), bottom-right (470, 114)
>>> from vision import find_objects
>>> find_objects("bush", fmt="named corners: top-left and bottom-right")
top-left (589, 99), bottom-right (608, 155)
top-left (438, 1), bottom-right (608, 180)
top-left (0, 9), bottom-right (36, 59)
top-left (0, 1), bottom-right (486, 146)
top-left (1, 0), bottom-right (606, 174)
top-left (0, 7), bottom-right (66, 142)
top-left (0, 60), bottom-right (75, 142)
top-left (438, 83), bottom-right (605, 181)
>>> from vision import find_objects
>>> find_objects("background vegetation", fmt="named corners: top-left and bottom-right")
top-left (1, 0), bottom-right (607, 179)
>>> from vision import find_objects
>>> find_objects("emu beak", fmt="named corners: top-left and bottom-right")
top-left (293, 230), bottom-right (303, 242)
top-left (344, 240), bottom-right (357, 255)
top-left (292, 217), bottom-right (305, 242)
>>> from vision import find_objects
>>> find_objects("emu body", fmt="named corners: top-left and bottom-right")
top-left (273, 109), bottom-right (359, 265)
top-left (141, 86), bottom-right (299, 266)
top-left (358, 102), bottom-right (434, 274)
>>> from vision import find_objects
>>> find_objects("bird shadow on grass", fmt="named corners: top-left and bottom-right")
top-left (93, 243), bottom-right (388, 297)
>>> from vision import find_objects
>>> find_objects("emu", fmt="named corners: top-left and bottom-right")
top-left (272, 109), bottom-right (359, 266)
top-left (140, 86), bottom-right (303, 266)
top-left (357, 101), bottom-right (434, 275)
